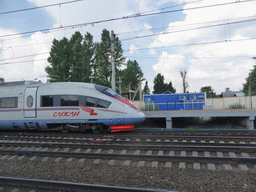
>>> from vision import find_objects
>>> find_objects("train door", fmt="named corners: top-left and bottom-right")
top-left (24, 87), bottom-right (38, 118)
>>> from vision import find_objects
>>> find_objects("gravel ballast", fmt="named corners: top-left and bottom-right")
top-left (0, 158), bottom-right (256, 191)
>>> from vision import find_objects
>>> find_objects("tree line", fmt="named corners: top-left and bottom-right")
top-left (46, 29), bottom-right (143, 97)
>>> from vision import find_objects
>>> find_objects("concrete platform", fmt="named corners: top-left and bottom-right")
top-left (143, 109), bottom-right (256, 130)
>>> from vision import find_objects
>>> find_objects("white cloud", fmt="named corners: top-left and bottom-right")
top-left (150, 0), bottom-right (256, 93)
top-left (0, 29), bottom-right (53, 82)
top-left (144, 23), bottom-right (152, 30)
top-left (153, 52), bottom-right (186, 92)
top-left (129, 44), bottom-right (139, 54)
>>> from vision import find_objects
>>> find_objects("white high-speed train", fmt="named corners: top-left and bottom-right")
top-left (0, 81), bottom-right (145, 133)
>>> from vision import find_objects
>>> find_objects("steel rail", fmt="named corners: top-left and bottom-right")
top-left (1, 134), bottom-right (256, 142)
top-left (0, 138), bottom-right (255, 147)
top-left (0, 141), bottom-right (256, 152)
top-left (109, 134), bottom-right (256, 140)
top-left (0, 149), bottom-right (255, 164)
top-left (0, 176), bottom-right (171, 192)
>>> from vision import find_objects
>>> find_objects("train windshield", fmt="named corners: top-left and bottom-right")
top-left (95, 85), bottom-right (123, 99)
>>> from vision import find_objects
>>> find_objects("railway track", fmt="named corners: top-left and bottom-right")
top-left (0, 132), bottom-right (256, 171)
top-left (0, 130), bottom-right (256, 191)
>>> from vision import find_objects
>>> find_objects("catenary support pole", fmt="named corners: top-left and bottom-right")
top-left (111, 30), bottom-right (116, 91)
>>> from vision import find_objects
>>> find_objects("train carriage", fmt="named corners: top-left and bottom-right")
top-left (0, 81), bottom-right (145, 133)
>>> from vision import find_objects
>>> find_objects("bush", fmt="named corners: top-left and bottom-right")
top-left (228, 103), bottom-right (244, 109)
top-left (140, 103), bottom-right (159, 111)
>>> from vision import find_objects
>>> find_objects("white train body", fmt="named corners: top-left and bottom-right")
top-left (0, 81), bottom-right (145, 132)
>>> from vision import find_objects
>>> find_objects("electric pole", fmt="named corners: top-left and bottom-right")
top-left (111, 30), bottom-right (116, 91)
top-left (117, 77), bottom-right (123, 95)
top-left (139, 77), bottom-right (146, 108)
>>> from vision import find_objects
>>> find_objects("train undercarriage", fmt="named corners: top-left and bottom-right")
top-left (47, 123), bottom-right (134, 133)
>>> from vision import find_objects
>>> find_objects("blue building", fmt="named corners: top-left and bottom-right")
top-left (144, 92), bottom-right (206, 111)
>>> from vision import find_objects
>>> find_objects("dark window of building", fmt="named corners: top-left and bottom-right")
top-left (0, 97), bottom-right (18, 108)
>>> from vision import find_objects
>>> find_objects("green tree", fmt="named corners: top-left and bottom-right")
top-left (153, 73), bottom-right (166, 94)
top-left (122, 60), bottom-right (143, 89)
top-left (46, 29), bottom-right (126, 87)
top-left (243, 65), bottom-right (256, 95)
top-left (93, 29), bottom-right (125, 87)
top-left (46, 37), bottom-right (72, 82)
top-left (82, 32), bottom-right (94, 82)
top-left (166, 81), bottom-right (176, 93)
top-left (93, 29), bottom-right (111, 86)
top-left (153, 73), bottom-right (176, 94)
top-left (46, 31), bottom-right (93, 83)
top-left (200, 86), bottom-right (217, 98)
top-left (69, 31), bottom-right (85, 82)
top-left (143, 81), bottom-right (150, 95)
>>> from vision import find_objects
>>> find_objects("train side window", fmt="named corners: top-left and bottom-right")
top-left (27, 95), bottom-right (33, 108)
top-left (102, 88), bottom-right (123, 99)
top-left (84, 97), bottom-right (111, 108)
top-left (0, 97), bottom-right (18, 108)
top-left (96, 99), bottom-right (111, 108)
top-left (41, 96), bottom-right (53, 107)
top-left (86, 97), bottom-right (97, 107)
top-left (94, 85), bottom-right (123, 99)
top-left (61, 95), bottom-right (79, 106)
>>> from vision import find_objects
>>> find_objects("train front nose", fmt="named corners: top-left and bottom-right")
top-left (130, 111), bottom-right (146, 124)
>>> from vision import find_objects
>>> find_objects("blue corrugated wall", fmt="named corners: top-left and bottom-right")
top-left (144, 93), bottom-right (205, 111)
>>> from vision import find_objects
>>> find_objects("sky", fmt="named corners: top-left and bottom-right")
top-left (0, 0), bottom-right (256, 94)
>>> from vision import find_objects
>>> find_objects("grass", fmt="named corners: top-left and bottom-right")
top-left (228, 103), bottom-right (244, 109)
top-left (175, 117), bottom-right (248, 130)
top-left (140, 103), bottom-right (159, 111)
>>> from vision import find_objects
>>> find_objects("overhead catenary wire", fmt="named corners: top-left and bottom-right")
top-left (1, 1), bottom-right (256, 65)
top-left (124, 36), bottom-right (256, 52)
top-left (0, 0), bottom-right (254, 39)
top-left (1, 37), bottom-right (256, 66)
top-left (0, 0), bottom-right (83, 15)
top-left (2, 13), bottom-right (256, 50)
top-left (121, 17), bottom-right (256, 42)
top-left (0, 52), bottom-right (49, 62)
top-left (0, 0), bottom-right (203, 42)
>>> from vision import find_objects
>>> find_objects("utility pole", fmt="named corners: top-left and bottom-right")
top-left (111, 30), bottom-right (116, 91)
top-left (117, 77), bottom-right (123, 95)
top-left (249, 73), bottom-right (252, 109)
top-left (89, 75), bottom-right (94, 84)
top-left (139, 77), bottom-right (146, 108)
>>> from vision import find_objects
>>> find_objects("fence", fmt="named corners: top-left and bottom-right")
top-left (206, 96), bottom-right (256, 109)
top-left (133, 95), bottom-right (256, 110)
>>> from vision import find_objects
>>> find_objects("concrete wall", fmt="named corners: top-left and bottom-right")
top-left (205, 96), bottom-right (256, 109)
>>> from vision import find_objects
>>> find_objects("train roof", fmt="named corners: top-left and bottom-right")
top-left (0, 81), bottom-right (96, 89)
top-left (0, 80), bottom-right (42, 87)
